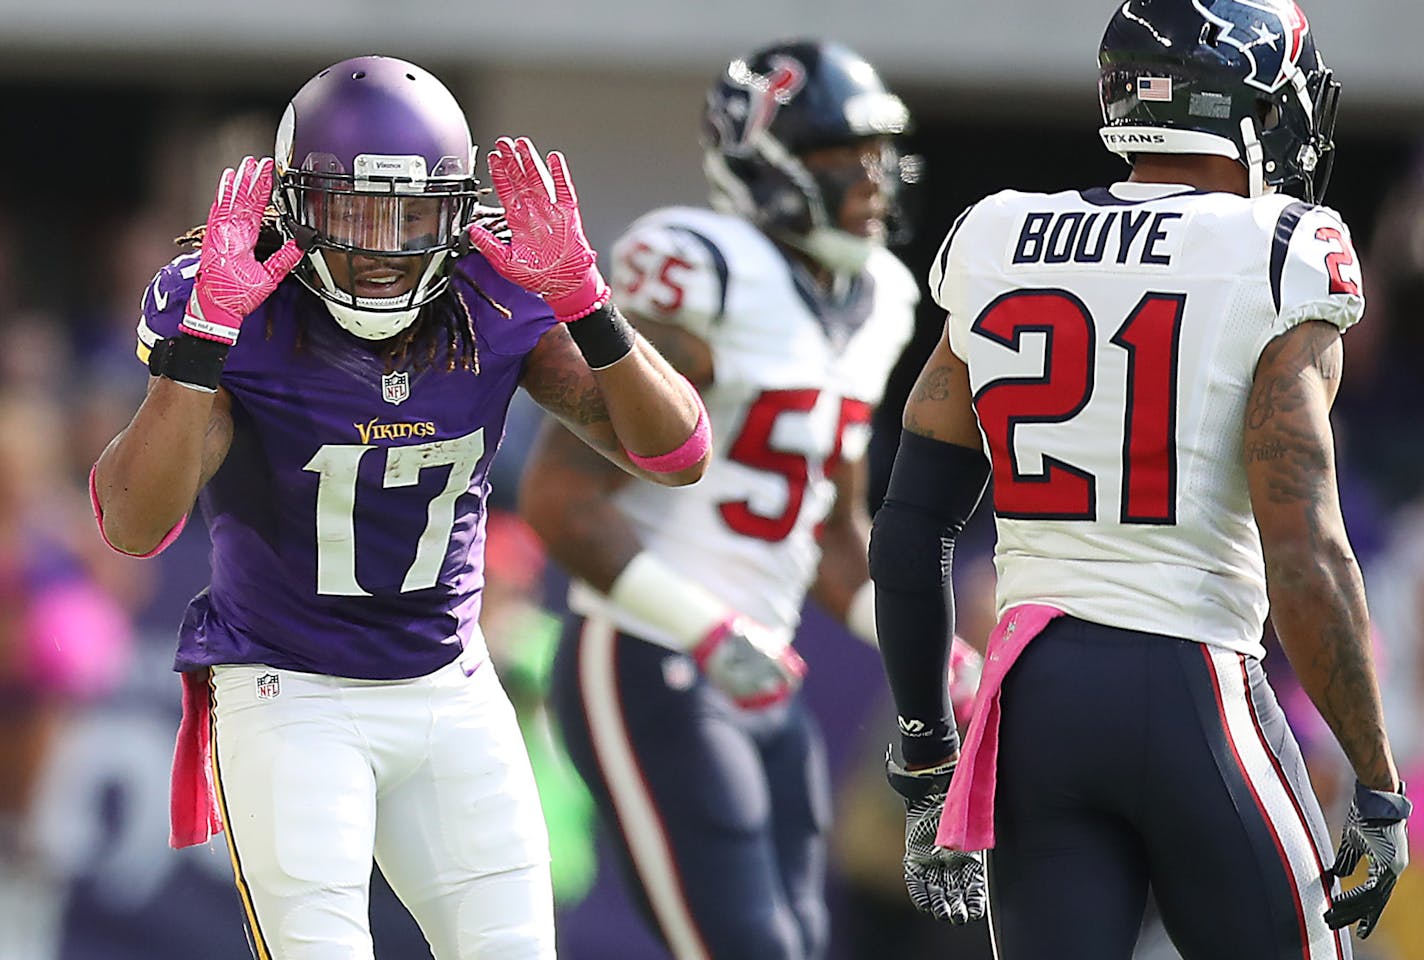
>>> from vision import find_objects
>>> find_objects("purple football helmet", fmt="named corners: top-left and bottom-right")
top-left (274, 55), bottom-right (481, 339)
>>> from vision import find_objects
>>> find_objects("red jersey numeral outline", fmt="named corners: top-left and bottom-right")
top-left (971, 289), bottom-right (1185, 524)
top-left (1314, 226), bottom-right (1361, 297)
top-left (619, 241), bottom-right (693, 313)
top-left (719, 390), bottom-right (871, 543)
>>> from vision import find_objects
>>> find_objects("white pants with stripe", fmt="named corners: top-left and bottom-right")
top-left (210, 658), bottom-right (554, 960)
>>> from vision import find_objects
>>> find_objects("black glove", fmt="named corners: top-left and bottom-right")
top-left (1324, 780), bottom-right (1411, 939)
top-left (885, 749), bottom-right (986, 924)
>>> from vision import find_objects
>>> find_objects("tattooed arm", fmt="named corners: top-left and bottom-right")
top-left (901, 330), bottom-right (983, 449)
top-left (519, 317), bottom-right (712, 592)
top-left (1244, 320), bottom-right (1399, 792)
top-left (92, 380), bottom-right (232, 555)
top-left (520, 321), bottom-right (708, 487)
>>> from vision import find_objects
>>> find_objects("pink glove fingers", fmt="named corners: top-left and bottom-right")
top-left (513, 137), bottom-right (557, 204)
top-left (262, 239), bottom-right (305, 284)
top-left (467, 137), bottom-right (607, 319)
top-left (212, 166), bottom-right (237, 222)
top-left (547, 151), bottom-right (578, 208)
top-left (238, 157), bottom-right (274, 217)
top-left (465, 223), bottom-right (511, 267)
top-left (485, 145), bottom-right (520, 216)
top-left (180, 155), bottom-right (297, 346)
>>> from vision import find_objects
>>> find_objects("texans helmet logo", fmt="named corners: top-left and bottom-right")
top-left (1193, 0), bottom-right (1310, 92)
top-left (720, 54), bottom-right (807, 152)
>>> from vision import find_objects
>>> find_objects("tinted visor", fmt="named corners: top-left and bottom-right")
top-left (286, 170), bottom-right (477, 257)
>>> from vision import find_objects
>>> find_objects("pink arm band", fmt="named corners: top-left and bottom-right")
top-left (625, 380), bottom-right (711, 474)
top-left (89, 465), bottom-right (188, 559)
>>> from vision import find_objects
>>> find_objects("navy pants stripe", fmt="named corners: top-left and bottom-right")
top-left (988, 617), bottom-right (1349, 960)
top-left (550, 615), bottom-right (831, 960)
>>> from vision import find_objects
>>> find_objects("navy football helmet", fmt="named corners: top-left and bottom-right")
top-left (1098, 0), bottom-right (1340, 202)
top-left (274, 55), bottom-right (481, 340)
top-left (702, 40), bottom-right (914, 273)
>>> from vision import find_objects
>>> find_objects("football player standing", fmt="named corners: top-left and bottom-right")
top-left (520, 40), bottom-right (923, 960)
top-left (90, 55), bottom-right (710, 960)
top-left (871, 1), bottom-right (1410, 958)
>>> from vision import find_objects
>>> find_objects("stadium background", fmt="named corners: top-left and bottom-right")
top-left (1, 1), bottom-right (1422, 957)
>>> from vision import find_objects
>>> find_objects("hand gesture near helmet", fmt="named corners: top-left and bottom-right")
top-left (465, 137), bottom-right (612, 323)
top-left (180, 156), bottom-right (304, 346)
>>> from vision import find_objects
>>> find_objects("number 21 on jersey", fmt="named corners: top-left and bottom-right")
top-left (972, 289), bottom-right (1183, 524)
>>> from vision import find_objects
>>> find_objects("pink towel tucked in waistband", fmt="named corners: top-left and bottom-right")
top-left (170, 669), bottom-right (223, 849)
top-left (937, 604), bottom-right (1064, 852)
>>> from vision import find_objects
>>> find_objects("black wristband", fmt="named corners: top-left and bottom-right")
top-left (148, 335), bottom-right (231, 391)
top-left (565, 303), bottom-right (636, 370)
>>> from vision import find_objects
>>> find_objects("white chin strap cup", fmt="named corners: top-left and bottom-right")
top-left (1239, 117), bottom-right (1266, 199)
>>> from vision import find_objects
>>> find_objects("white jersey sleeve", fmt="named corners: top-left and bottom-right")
top-left (572, 207), bottom-right (916, 643)
top-left (610, 210), bottom-right (730, 340)
top-left (1259, 202), bottom-right (1365, 359)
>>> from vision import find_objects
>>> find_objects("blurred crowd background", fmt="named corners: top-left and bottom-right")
top-left (1, 1), bottom-right (1423, 957)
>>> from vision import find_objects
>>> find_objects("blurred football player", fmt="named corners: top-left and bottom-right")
top-left (520, 39), bottom-right (919, 960)
top-left (89, 55), bottom-right (710, 960)
top-left (870, 1), bottom-right (1411, 958)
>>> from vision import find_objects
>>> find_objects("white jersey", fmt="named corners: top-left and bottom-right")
top-left (931, 182), bottom-right (1365, 658)
top-left (569, 207), bottom-right (918, 642)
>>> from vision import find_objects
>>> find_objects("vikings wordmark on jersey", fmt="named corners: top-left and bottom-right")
top-left (136, 252), bottom-right (557, 680)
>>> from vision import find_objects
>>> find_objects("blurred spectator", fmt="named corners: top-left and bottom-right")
top-left (0, 389), bottom-right (133, 960)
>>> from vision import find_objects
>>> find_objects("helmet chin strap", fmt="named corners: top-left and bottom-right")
top-left (1239, 117), bottom-right (1267, 199)
top-left (305, 251), bottom-right (446, 341)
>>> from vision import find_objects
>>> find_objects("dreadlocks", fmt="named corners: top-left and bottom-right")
top-left (177, 210), bottom-right (511, 375)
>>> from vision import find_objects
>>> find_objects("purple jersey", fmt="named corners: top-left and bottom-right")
top-left (137, 253), bottom-right (557, 679)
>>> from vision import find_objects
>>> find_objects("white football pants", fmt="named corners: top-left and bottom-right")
top-left (209, 658), bottom-right (555, 960)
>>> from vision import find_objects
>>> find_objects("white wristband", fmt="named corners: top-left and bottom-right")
top-left (181, 298), bottom-right (241, 344)
top-left (847, 579), bottom-right (878, 648)
top-left (606, 552), bottom-right (733, 652)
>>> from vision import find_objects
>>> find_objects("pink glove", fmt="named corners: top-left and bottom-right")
top-left (465, 137), bottom-right (611, 323)
top-left (691, 616), bottom-right (808, 710)
top-left (179, 156), bottom-right (303, 345)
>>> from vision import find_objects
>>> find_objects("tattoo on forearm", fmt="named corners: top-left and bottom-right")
top-left (1253, 326), bottom-right (1388, 784)
top-left (525, 333), bottom-right (613, 428)
top-left (1244, 439), bottom-right (1286, 463)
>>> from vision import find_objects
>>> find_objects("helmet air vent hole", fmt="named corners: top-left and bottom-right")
top-left (353, 71), bottom-right (366, 80)
top-left (406, 73), bottom-right (417, 81)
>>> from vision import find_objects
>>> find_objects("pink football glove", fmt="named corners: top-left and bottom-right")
top-left (465, 137), bottom-right (611, 323)
top-left (691, 616), bottom-right (808, 710)
top-left (179, 156), bottom-right (303, 345)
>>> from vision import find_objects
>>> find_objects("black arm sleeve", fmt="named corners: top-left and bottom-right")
top-left (868, 429), bottom-right (991, 768)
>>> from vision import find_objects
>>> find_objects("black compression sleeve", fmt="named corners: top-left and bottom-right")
top-left (869, 430), bottom-right (991, 768)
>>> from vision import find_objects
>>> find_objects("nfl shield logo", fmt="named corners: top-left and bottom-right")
top-left (381, 371), bottom-right (410, 406)
top-left (256, 673), bottom-right (281, 700)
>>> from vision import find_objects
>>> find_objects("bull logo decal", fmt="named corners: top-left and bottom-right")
top-left (1193, 0), bottom-right (1310, 92)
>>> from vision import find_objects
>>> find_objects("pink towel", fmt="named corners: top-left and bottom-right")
top-left (169, 670), bottom-right (223, 849)
top-left (937, 604), bottom-right (1064, 851)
